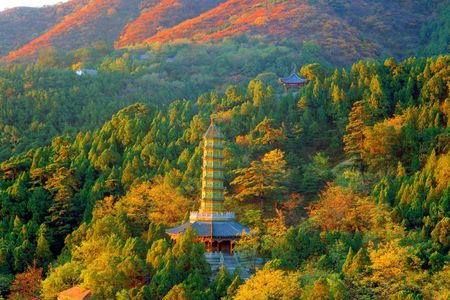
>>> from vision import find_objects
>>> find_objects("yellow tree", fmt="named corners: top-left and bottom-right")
top-left (362, 121), bottom-right (400, 173)
top-left (423, 264), bottom-right (450, 300)
top-left (41, 262), bottom-right (82, 300)
top-left (115, 175), bottom-right (192, 227)
top-left (250, 118), bottom-right (287, 148)
top-left (364, 239), bottom-right (424, 297)
top-left (343, 100), bottom-right (370, 167)
top-left (234, 269), bottom-right (301, 300)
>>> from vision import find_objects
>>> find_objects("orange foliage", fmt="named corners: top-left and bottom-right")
top-left (143, 0), bottom-right (315, 44)
top-left (1, 0), bottom-right (433, 65)
top-left (116, 0), bottom-right (223, 48)
top-left (4, 0), bottom-right (131, 62)
top-left (236, 135), bottom-right (250, 147)
top-left (139, 0), bottom-right (382, 64)
top-left (9, 265), bottom-right (43, 299)
top-left (307, 184), bottom-right (377, 232)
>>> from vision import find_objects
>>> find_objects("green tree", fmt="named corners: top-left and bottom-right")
top-left (342, 247), bottom-right (354, 276)
top-left (213, 266), bottom-right (232, 298)
top-left (301, 153), bottom-right (333, 197)
top-left (42, 262), bottom-right (82, 300)
top-left (231, 149), bottom-right (289, 209)
top-left (35, 224), bottom-right (52, 267)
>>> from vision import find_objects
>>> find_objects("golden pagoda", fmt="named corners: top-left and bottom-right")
top-left (166, 118), bottom-right (249, 255)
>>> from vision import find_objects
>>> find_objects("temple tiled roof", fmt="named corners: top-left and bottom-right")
top-left (58, 286), bottom-right (92, 300)
top-left (166, 221), bottom-right (250, 238)
top-left (280, 73), bottom-right (307, 84)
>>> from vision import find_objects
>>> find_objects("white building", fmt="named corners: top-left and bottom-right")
top-left (75, 69), bottom-right (98, 76)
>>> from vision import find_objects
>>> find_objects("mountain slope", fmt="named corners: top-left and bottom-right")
top-left (141, 0), bottom-right (378, 64)
top-left (0, 0), bottom-right (89, 57)
top-left (141, 0), bottom-right (435, 63)
top-left (4, 0), bottom-right (142, 62)
top-left (116, 0), bottom-right (225, 48)
top-left (0, 0), bottom-right (444, 64)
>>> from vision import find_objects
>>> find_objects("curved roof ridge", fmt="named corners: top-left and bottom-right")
top-left (166, 220), bottom-right (250, 237)
top-left (280, 72), bottom-right (307, 84)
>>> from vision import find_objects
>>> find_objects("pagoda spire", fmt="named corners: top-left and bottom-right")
top-left (199, 119), bottom-right (225, 213)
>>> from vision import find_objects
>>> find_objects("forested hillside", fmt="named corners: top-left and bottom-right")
top-left (0, 55), bottom-right (448, 298)
top-left (0, 0), bottom-right (446, 64)
top-left (0, 1), bottom-right (448, 297)
top-left (0, 39), bottom-right (326, 161)
top-left (0, 0), bottom-right (90, 57)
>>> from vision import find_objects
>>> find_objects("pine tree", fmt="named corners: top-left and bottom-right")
top-left (35, 224), bottom-right (52, 267)
top-left (213, 266), bottom-right (232, 298)
top-left (226, 275), bottom-right (242, 299)
top-left (397, 161), bottom-right (406, 177)
top-left (231, 149), bottom-right (289, 209)
top-left (344, 100), bottom-right (370, 168)
top-left (310, 276), bottom-right (331, 300)
top-left (342, 247), bottom-right (354, 276)
top-left (349, 248), bottom-right (369, 274)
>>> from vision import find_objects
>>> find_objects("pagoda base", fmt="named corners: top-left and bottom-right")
top-left (166, 212), bottom-right (250, 256)
top-left (196, 236), bottom-right (237, 255)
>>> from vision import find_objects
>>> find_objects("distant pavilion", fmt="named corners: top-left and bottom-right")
top-left (279, 72), bottom-right (307, 93)
top-left (166, 119), bottom-right (249, 255)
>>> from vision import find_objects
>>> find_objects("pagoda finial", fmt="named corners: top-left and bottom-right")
top-left (210, 116), bottom-right (215, 125)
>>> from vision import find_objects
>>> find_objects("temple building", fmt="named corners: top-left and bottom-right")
top-left (58, 286), bottom-right (92, 300)
top-left (166, 119), bottom-right (249, 255)
top-left (279, 72), bottom-right (307, 93)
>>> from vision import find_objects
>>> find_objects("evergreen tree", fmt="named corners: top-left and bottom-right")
top-left (226, 275), bottom-right (242, 299)
top-left (343, 100), bottom-right (370, 168)
top-left (35, 224), bottom-right (52, 267)
top-left (342, 247), bottom-right (354, 276)
top-left (213, 266), bottom-right (232, 298)
top-left (231, 149), bottom-right (289, 209)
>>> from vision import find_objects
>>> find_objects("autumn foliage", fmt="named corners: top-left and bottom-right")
top-left (1, 0), bottom-right (443, 65)
top-left (307, 184), bottom-right (380, 233)
top-left (9, 265), bottom-right (43, 299)
top-left (0, 47), bottom-right (448, 298)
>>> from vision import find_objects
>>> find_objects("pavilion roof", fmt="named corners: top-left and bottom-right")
top-left (166, 220), bottom-right (249, 238)
top-left (280, 72), bottom-right (307, 84)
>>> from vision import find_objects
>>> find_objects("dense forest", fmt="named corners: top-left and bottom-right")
top-left (0, 48), bottom-right (448, 299)
top-left (0, 38), bottom-right (330, 161)
top-left (0, 1), bottom-right (449, 297)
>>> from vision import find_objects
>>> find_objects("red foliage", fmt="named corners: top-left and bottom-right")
top-left (1, 0), bottom-right (432, 65)
top-left (9, 265), bottom-right (44, 299)
top-left (116, 0), bottom-right (223, 48)
top-left (4, 0), bottom-right (138, 62)
top-left (140, 0), bottom-right (377, 64)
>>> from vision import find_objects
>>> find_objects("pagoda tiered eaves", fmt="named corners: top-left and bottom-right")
top-left (166, 119), bottom-right (249, 254)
